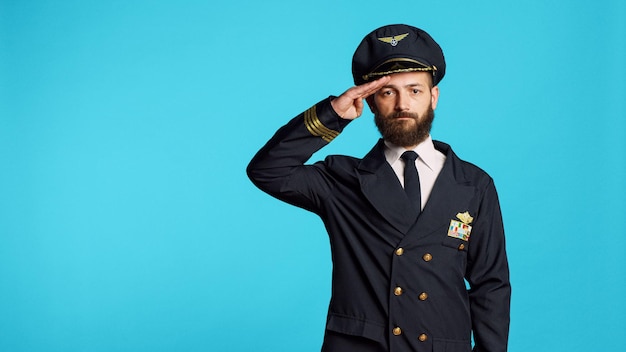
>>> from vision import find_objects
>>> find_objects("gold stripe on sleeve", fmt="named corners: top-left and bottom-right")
top-left (303, 106), bottom-right (340, 143)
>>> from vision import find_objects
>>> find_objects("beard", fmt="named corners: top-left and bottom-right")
top-left (374, 106), bottom-right (435, 147)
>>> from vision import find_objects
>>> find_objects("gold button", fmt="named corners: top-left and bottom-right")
top-left (422, 253), bottom-right (432, 262)
top-left (394, 287), bottom-right (403, 296)
top-left (395, 247), bottom-right (404, 256)
top-left (418, 333), bottom-right (428, 341)
top-left (419, 292), bottom-right (428, 301)
top-left (392, 327), bottom-right (402, 336)
top-left (458, 243), bottom-right (465, 251)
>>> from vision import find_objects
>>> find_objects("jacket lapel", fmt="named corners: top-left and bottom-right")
top-left (357, 139), bottom-right (417, 234)
top-left (356, 140), bottom-right (476, 238)
top-left (412, 141), bottom-right (475, 239)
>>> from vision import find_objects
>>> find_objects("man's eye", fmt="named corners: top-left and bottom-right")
top-left (381, 90), bottom-right (394, 96)
top-left (412, 89), bottom-right (421, 94)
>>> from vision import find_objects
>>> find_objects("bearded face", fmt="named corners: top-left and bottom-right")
top-left (374, 105), bottom-right (435, 147)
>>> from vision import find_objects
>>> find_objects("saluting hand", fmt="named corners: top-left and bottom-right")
top-left (330, 76), bottom-right (390, 120)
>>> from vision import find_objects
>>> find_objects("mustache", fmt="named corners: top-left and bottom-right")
top-left (387, 112), bottom-right (420, 119)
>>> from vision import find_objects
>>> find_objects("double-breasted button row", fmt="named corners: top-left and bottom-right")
top-left (393, 286), bottom-right (427, 300)
top-left (391, 327), bottom-right (428, 342)
top-left (391, 249), bottom-right (431, 343)
top-left (394, 248), bottom-right (434, 261)
top-left (393, 250), bottom-right (431, 298)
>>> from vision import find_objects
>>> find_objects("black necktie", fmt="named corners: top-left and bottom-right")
top-left (401, 151), bottom-right (421, 215)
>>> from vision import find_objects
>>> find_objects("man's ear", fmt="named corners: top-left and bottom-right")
top-left (365, 96), bottom-right (377, 114)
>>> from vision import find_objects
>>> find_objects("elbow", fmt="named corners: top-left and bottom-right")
top-left (246, 160), bottom-right (261, 187)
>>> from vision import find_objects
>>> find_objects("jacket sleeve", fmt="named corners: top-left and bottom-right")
top-left (246, 97), bottom-right (350, 213)
top-left (467, 179), bottom-right (511, 352)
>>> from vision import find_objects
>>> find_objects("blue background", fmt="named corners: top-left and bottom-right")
top-left (1, 0), bottom-right (625, 351)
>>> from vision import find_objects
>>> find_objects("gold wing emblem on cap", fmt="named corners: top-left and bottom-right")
top-left (377, 33), bottom-right (409, 47)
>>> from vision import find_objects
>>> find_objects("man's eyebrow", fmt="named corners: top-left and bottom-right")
top-left (406, 82), bottom-right (427, 88)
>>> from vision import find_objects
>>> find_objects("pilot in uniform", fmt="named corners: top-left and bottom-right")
top-left (247, 24), bottom-right (511, 352)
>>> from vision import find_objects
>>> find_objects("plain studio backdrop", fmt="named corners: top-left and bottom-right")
top-left (1, 1), bottom-right (625, 351)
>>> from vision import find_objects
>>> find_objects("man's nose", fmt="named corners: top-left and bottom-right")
top-left (395, 92), bottom-right (409, 111)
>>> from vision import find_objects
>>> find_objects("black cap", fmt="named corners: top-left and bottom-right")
top-left (352, 24), bottom-right (446, 86)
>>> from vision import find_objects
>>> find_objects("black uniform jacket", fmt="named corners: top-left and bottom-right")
top-left (247, 97), bottom-right (511, 352)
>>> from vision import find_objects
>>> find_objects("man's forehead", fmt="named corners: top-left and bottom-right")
top-left (384, 72), bottom-right (432, 86)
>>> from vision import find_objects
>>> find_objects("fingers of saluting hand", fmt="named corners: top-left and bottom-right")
top-left (350, 76), bottom-right (391, 99)
top-left (332, 76), bottom-right (390, 120)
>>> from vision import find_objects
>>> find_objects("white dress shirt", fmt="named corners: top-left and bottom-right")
top-left (383, 135), bottom-right (446, 210)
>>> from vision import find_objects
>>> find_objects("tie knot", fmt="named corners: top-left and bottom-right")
top-left (401, 151), bottom-right (418, 163)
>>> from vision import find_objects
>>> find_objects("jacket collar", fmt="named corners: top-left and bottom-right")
top-left (357, 139), bottom-right (474, 236)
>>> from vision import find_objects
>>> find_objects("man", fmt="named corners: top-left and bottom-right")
top-left (247, 24), bottom-right (510, 352)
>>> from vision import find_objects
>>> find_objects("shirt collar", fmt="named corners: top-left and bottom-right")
top-left (383, 135), bottom-right (439, 171)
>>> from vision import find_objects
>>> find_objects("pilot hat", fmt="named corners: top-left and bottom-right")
top-left (352, 24), bottom-right (446, 86)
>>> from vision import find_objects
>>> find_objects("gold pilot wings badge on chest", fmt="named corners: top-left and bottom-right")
top-left (377, 33), bottom-right (409, 46)
top-left (447, 212), bottom-right (474, 241)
